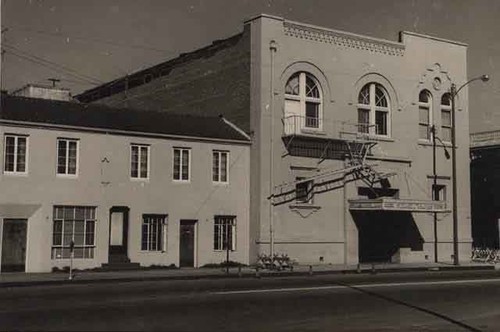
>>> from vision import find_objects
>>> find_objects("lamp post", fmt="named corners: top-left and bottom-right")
top-left (431, 126), bottom-right (450, 263)
top-left (450, 74), bottom-right (489, 265)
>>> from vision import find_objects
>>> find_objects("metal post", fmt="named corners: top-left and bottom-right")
top-left (226, 223), bottom-right (230, 275)
top-left (269, 41), bottom-right (277, 257)
top-left (432, 125), bottom-right (438, 263)
top-left (69, 240), bottom-right (74, 280)
top-left (451, 83), bottom-right (459, 265)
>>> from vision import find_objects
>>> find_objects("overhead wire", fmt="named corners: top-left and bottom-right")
top-left (3, 44), bottom-right (103, 85)
top-left (8, 25), bottom-right (176, 55)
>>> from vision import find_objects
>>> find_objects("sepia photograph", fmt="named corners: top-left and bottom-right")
top-left (0, 0), bottom-right (499, 330)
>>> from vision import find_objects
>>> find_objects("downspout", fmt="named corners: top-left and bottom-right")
top-left (269, 40), bottom-right (277, 256)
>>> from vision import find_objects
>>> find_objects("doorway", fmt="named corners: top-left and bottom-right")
top-left (179, 220), bottom-right (197, 267)
top-left (108, 207), bottom-right (129, 262)
top-left (1, 219), bottom-right (28, 272)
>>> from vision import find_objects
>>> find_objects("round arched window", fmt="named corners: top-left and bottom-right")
top-left (357, 83), bottom-right (390, 136)
top-left (284, 72), bottom-right (322, 130)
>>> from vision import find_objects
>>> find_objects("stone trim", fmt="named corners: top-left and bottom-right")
top-left (283, 22), bottom-right (405, 56)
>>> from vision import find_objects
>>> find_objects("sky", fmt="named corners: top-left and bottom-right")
top-left (1, 0), bottom-right (499, 132)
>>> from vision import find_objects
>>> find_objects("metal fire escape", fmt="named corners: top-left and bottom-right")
top-left (271, 117), bottom-right (396, 206)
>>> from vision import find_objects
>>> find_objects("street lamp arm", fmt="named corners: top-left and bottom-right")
top-left (452, 75), bottom-right (490, 97)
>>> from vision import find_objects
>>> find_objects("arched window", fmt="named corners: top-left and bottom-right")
top-left (357, 83), bottom-right (390, 136)
top-left (441, 93), bottom-right (452, 142)
top-left (285, 72), bottom-right (322, 129)
top-left (418, 90), bottom-right (432, 140)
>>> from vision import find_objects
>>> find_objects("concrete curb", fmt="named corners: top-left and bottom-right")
top-left (0, 264), bottom-right (495, 288)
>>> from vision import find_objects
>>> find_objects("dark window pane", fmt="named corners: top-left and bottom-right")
top-left (305, 102), bottom-right (319, 128)
top-left (375, 111), bottom-right (387, 135)
top-left (173, 149), bottom-right (180, 180)
top-left (131, 146), bottom-right (139, 178)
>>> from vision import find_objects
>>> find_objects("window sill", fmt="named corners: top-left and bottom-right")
top-left (214, 249), bottom-right (236, 252)
top-left (3, 172), bottom-right (28, 177)
top-left (130, 177), bottom-right (150, 182)
top-left (213, 181), bottom-right (229, 186)
top-left (300, 128), bottom-right (325, 136)
top-left (289, 204), bottom-right (321, 210)
top-left (418, 140), bottom-right (453, 148)
top-left (56, 174), bottom-right (78, 179)
top-left (173, 179), bottom-right (191, 184)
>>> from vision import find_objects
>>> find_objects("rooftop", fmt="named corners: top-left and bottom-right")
top-left (0, 95), bottom-right (250, 142)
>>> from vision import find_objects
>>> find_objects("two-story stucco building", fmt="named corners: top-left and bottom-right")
top-left (76, 14), bottom-right (472, 265)
top-left (0, 94), bottom-right (250, 272)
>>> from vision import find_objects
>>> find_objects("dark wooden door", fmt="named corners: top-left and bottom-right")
top-left (179, 220), bottom-right (196, 267)
top-left (109, 207), bottom-right (129, 258)
top-left (1, 219), bottom-right (27, 272)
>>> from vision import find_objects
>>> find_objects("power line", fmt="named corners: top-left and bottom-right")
top-left (4, 49), bottom-right (101, 86)
top-left (9, 25), bottom-right (176, 55)
top-left (4, 44), bottom-right (103, 85)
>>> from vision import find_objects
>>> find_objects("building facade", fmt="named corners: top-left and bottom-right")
top-left (470, 131), bottom-right (500, 249)
top-left (77, 15), bottom-right (472, 265)
top-left (0, 95), bottom-right (250, 272)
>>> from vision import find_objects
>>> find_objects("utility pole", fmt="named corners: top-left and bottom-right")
top-left (431, 125), bottom-right (438, 263)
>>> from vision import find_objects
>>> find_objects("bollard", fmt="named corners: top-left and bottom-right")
top-left (371, 263), bottom-right (376, 274)
top-left (357, 264), bottom-right (361, 274)
top-left (238, 265), bottom-right (242, 278)
top-left (309, 265), bottom-right (313, 276)
top-left (255, 267), bottom-right (260, 278)
top-left (290, 265), bottom-right (294, 272)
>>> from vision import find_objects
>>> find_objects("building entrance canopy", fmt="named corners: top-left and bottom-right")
top-left (348, 198), bottom-right (449, 213)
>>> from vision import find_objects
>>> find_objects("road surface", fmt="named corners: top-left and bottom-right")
top-left (1, 270), bottom-right (500, 331)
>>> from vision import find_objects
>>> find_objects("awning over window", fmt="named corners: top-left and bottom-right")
top-left (348, 198), bottom-right (449, 213)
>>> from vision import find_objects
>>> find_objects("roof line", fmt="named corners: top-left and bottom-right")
top-left (400, 31), bottom-right (468, 47)
top-left (0, 119), bottom-right (251, 145)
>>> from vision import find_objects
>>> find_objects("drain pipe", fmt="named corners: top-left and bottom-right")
top-left (269, 40), bottom-right (277, 257)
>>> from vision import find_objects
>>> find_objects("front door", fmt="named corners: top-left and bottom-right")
top-left (179, 220), bottom-right (197, 267)
top-left (1, 219), bottom-right (28, 272)
top-left (109, 207), bottom-right (129, 260)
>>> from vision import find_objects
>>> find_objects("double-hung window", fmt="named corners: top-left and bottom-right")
top-left (284, 72), bottom-right (322, 132)
top-left (131, 144), bottom-right (149, 179)
top-left (212, 150), bottom-right (228, 183)
top-left (357, 83), bottom-right (390, 136)
top-left (57, 138), bottom-right (78, 176)
top-left (441, 93), bottom-right (452, 142)
top-left (52, 206), bottom-right (96, 259)
top-left (214, 216), bottom-right (236, 251)
top-left (141, 215), bottom-right (166, 251)
top-left (4, 134), bottom-right (27, 174)
top-left (173, 148), bottom-right (190, 181)
top-left (418, 90), bottom-right (432, 140)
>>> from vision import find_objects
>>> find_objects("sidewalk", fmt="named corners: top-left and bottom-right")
top-left (0, 262), bottom-right (495, 288)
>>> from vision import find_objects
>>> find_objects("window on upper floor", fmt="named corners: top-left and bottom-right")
top-left (441, 93), bottom-right (452, 143)
top-left (212, 150), bottom-right (228, 183)
top-left (4, 134), bottom-right (27, 174)
top-left (130, 144), bottom-right (149, 179)
top-left (173, 147), bottom-right (190, 181)
top-left (357, 83), bottom-right (390, 136)
top-left (285, 72), bottom-right (322, 130)
top-left (57, 138), bottom-right (79, 176)
top-left (418, 90), bottom-right (432, 140)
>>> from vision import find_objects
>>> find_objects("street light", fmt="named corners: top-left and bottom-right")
top-left (450, 74), bottom-right (490, 265)
top-left (431, 125), bottom-right (450, 263)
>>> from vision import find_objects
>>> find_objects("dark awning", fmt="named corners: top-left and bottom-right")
top-left (348, 198), bottom-right (449, 213)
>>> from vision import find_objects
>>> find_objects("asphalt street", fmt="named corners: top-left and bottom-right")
top-left (1, 270), bottom-right (500, 331)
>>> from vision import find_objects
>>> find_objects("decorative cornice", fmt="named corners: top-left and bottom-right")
top-left (283, 22), bottom-right (405, 57)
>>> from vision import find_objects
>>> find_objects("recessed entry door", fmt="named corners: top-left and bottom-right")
top-left (179, 220), bottom-right (197, 267)
top-left (1, 219), bottom-right (28, 272)
top-left (109, 207), bottom-right (129, 257)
